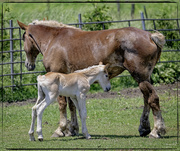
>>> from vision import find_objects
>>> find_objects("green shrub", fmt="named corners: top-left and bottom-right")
top-left (152, 63), bottom-right (180, 84)
top-left (155, 12), bottom-right (180, 49)
top-left (82, 3), bottom-right (112, 31)
top-left (151, 12), bottom-right (180, 84)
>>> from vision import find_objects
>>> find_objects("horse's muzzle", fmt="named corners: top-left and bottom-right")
top-left (105, 86), bottom-right (111, 92)
top-left (25, 63), bottom-right (36, 71)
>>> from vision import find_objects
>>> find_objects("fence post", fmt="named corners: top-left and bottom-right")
top-left (140, 12), bottom-right (146, 30)
top-left (117, 0), bottom-right (120, 19)
top-left (131, 4), bottom-right (135, 19)
top-left (9, 20), bottom-right (14, 89)
top-left (78, 14), bottom-right (82, 29)
top-left (143, 6), bottom-right (148, 19)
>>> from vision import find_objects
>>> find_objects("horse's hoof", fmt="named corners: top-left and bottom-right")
top-left (139, 129), bottom-right (151, 137)
top-left (149, 133), bottom-right (161, 139)
top-left (51, 132), bottom-right (64, 137)
top-left (65, 131), bottom-right (72, 137)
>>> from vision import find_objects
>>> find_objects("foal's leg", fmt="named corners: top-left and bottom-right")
top-left (29, 105), bottom-right (37, 141)
top-left (139, 81), bottom-right (166, 138)
top-left (29, 85), bottom-right (45, 141)
top-left (71, 97), bottom-right (90, 139)
top-left (36, 93), bottom-right (58, 141)
top-left (76, 94), bottom-right (91, 139)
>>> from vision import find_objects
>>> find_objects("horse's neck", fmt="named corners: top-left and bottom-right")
top-left (30, 26), bottom-right (56, 54)
top-left (83, 73), bottom-right (99, 85)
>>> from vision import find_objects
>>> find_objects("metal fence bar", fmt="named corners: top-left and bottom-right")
top-left (128, 21), bottom-right (131, 27)
top-left (78, 14), bottom-right (82, 29)
top-left (9, 20), bottom-right (14, 90)
top-left (19, 27), bottom-right (23, 82)
top-left (153, 20), bottom-right (156, 30)
top-left (177, 19), bottom-right (180, 35)
top-left (140, 12), bottom-right (146, 30)
top-left (0, 71), bottom-right (46, 77)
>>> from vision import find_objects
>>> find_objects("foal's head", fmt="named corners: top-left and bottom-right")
top-left (97, 64), bottom-right (111, 92)
top-left (76, 63), bottom-right (111, 92)
top-left (17, 20), bottom-right (40, 71)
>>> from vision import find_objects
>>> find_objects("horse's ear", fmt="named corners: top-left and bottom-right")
top-left (99, 62), bottom-right (103, 65)
top-left (104, 63), bottom-right (110, 71)
top-left (17, 20), bottom-right (28, 30)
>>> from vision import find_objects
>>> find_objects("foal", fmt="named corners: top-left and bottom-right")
top-left (29, 63), bottom-right (111, 141)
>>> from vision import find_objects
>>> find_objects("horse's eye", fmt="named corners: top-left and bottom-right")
top-left (105, 74), bottom-right (108, 78)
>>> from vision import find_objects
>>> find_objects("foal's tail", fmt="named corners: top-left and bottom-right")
top-left (37, 75), bottom-right (46, 102)
top-left (151, 31), bottom-right (166, 49)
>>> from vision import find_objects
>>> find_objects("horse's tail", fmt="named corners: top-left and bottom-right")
top-left (151, 31), bottom-right (166, 49)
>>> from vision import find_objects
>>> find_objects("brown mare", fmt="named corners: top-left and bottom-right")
top-left (18, 20), bottom-right (166, 138)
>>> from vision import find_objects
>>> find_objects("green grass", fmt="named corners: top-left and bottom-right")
top-left (1, 92), bottom-right (178, 150)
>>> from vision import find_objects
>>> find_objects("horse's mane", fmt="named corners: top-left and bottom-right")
top-left (29, 20), bottom-right (80, 30)
top-left (74, 65), bottom-right (105, 76)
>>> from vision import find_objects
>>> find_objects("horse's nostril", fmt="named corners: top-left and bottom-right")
top-left (105, 87), bottom-right (111, 92)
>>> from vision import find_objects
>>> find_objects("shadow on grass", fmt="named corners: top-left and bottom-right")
top-left (48, 134), bottom-right (177, 142)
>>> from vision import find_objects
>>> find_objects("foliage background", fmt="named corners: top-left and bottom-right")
top-left (0, 1), bottom-right (179, 102)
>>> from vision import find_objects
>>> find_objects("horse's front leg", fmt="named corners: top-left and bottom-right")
top-left (68, 98), bottom-right (79, 136)
top-left (139, 81), bottom-right (166, 138)
top-left (52, 96), bottom-right (68, 137)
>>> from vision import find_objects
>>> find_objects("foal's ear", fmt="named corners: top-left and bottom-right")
top-left (99, 62), bottom-right (103, 65)
top-left (17, 20), bottom-right (28, 30)
top-left (104, 63), bottom-right (110, 71)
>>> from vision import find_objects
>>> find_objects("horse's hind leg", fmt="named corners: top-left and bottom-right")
top-left (139, 81), bottom-right (166, 138)
top-left (138, 99), bottom-right (151, 137)
top-left (68, 98), bottom-right (79, 136)
top-left (123, 51), bottom-right (165, 138)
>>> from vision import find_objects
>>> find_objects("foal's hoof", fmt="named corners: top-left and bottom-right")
top-left (29, 138), bottom-right (35, 141)
top-left (86, 135), bottom-right (91, 139)
top-left (38, 138), bottom-right (43, 141)
top-left (84, 134), bottom-right (91, 139)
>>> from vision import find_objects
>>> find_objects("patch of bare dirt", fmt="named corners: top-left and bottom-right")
top-left (3, 82), bottom-right (179, 107)
top-left (87, 82), bottom-right (179, 100)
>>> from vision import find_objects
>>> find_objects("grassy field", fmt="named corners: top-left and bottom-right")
top-left (1, 91), bottom-right (178, 150)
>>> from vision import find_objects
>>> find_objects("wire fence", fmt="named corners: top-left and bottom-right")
top-left (1, 13), bottom-right (180, 98)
